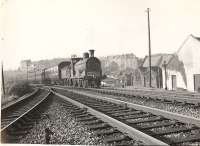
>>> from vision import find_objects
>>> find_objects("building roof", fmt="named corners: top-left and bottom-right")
top-left (143, 34), bottom-right (200, 68)
top-left (193, 35), bottom-right (200, 42)
top-left (177, 34), bottom-right (200, 54)
top-left (58, 61), bottom-right (71, 69)
top-left (142, 54), bottom-right (174, 68)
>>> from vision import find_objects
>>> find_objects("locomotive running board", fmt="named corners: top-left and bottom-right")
top-left (52, 90), bottom-right (168, 146)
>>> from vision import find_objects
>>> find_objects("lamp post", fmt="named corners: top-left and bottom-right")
top-left (163, 61), bottom-right (167, 90)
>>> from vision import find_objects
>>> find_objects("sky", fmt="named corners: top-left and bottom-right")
top-left (1, 0), bottom-right (200, 70)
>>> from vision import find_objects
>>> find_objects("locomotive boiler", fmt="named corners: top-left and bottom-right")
top-left (41, 50), bottom-right (102, 88)
top-left (59, 50), bottom-right (102, 88)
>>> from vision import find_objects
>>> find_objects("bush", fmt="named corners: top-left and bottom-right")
top-left (8, 81), bottom-right (33, 97)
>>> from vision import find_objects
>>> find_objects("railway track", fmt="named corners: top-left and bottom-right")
top-left (51, 96), bottom-right (144, 145)
top-left (1, 88), bottom-right (51, 143)
top-left (56, 85), bottom-right (200, 105)
top-left (52, 86), bottom-right (200, 108)
top-left (95, 87), bottom-right (200, 105)
top-left (51, 87), bottom-right (200, 145)
top-left (49, 85), bottom-right (200, 119)
top-left (104, 86), bottom-right (200, 96)
top-left (53, 85), bottom-right (200, 106)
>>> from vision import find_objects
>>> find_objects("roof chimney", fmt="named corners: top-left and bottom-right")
top-left (89, 49), bottom-right (95, 57)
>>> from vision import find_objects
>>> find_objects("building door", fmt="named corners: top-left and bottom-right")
top-left (194, 74), bottom-right (200, 92)
top-left (172, 75), bottom-right (177, 90)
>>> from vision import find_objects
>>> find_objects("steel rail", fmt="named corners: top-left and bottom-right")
top-left (102, 87), bottom-right (200, 97)
top-left (51, 85), bottom-right (200, 105)
top-left (52, 86), bottom-right (200, 127)
top-left (1, 91), bottom-right (51, 132)
top-left (52, 90), bottom-right (168, 146)
top-left (92, 88), bottom-right (200, 105)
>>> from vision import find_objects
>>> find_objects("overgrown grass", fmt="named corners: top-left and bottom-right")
top-left (1, 81), bottom-right (34, 106)
top-left (8, 81), bottom-right (33, 97)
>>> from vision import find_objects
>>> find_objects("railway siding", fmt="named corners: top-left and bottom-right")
top-left (103, 87), bottom-right (200, 98)
top-left (94, 88), bottom-right (200, 105)
top-left (52, 86), bottom-right (200, 127)
top-left (53, 85), bottom-right (200, 105)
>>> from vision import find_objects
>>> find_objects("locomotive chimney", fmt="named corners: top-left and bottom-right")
top-left (83, 52), bottom-right (89, 59)
top-left (89, 49), bottom-right (95, 57)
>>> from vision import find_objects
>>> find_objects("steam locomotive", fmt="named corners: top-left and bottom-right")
top-left (41, 50), bottom-right (102, 88)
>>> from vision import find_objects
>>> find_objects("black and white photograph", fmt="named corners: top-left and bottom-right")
top-left (1, 0), bottom-right (200, 145)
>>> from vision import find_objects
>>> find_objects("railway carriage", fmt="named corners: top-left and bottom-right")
top-left (41, 66), bottom-right (59, 84)
top-left (58, 61), bottom-right (71, 85)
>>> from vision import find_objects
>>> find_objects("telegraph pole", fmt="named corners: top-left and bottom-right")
top-left (27, 63), bottom-right (28, 81)
top-left (34, 68), bottom-right (36, 81)
top-left (34, 65), bottom-right (36, 81)
top-left (43, 68), bottom-right (46, 83)
top-left (147, 8), bottom-right (152, 88)
top-left (163, 61), bottom-right (167, 90)
top-left (1, 62), bottom-right (5, 97)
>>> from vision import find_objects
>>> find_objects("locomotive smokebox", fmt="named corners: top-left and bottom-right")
top-left (89, 49), bottom-right (95, 57)
top-left (83, 52), bottom-right (89, 59)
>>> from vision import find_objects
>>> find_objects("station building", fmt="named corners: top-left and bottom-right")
top-left (141, 34), bottom-right (200, 92)
top-left (176, 34), bottom-right (200, 92)
top-left (141, 54), bottom-right (186, 90)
